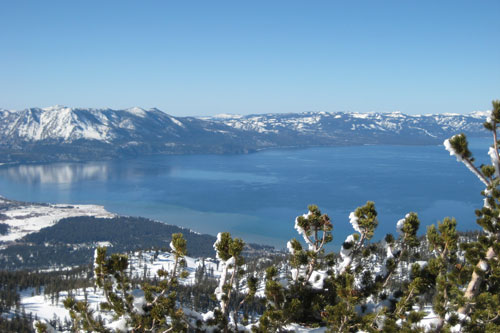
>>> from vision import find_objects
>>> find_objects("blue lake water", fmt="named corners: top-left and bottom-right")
top-left (0, 138), bottom-right (491, 248)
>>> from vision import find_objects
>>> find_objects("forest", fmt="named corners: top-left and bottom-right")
top-left (0, 216), bottom-right (273, 270)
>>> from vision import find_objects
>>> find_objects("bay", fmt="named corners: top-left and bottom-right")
top-left (0, 138), bottom-right (491, 248)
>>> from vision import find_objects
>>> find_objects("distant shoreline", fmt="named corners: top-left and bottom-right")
top-left (0, 135), bottom-right (492, 167)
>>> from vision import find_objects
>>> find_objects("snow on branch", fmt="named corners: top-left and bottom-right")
top-left (488, 146), bottom-right (500, 178)
top-left (294, 211), bottom-right (314, 250)
top-left (348, 211), bottom-right (361, 233)
top-left (337, 234), bottom-right (355, 274)
top-left (444, 136), bottom-right (489, 186)
top-left (396, 214), bottom-right (408, 236)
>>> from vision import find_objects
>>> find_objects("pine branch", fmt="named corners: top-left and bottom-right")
top-left (463, 157), bottom-right (491, 187)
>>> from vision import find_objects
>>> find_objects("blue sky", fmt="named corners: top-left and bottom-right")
top-left (1, 1), bottom-right (499, 116)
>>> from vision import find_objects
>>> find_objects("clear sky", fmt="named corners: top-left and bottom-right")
top-left (1, 1), bottom-right (499, 116)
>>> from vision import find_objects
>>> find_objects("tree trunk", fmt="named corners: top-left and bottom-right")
top-left (458, 247), bottom-right (496, 315)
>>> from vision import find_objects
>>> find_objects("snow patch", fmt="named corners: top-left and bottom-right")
top-left (169, 115), bottom-right (185, 127)
top-left (106, 316), bottom-right (129, 332)
top-left (125, 107), bottom-right (147, 118)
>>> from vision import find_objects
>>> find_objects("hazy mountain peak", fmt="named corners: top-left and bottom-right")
top-left (470, 110), bottom-right (491, 118)
top-left (213, 113), bottom-right (244, 119)
top-left (40, 105), bottom-right (70, 111)
top-left (125, 106), bottom-right (147, 117)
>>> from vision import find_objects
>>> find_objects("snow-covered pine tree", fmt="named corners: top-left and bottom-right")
top-left (64, 233), bottom-right (191, 332)
top-left (255, 203), bottom-right (425, 332)
top-left (211, 232), bottom-right (255, 332)
top-left (322, 201), bottom-right (379, 331)
top-left (442, 99), bottom-right (500, 331)
top-left (323, 203), bottom-right (427, 332)
top-left (255, 205), bottom-right (334, 332)
top-left (425, 217), bottom-right (462, 331)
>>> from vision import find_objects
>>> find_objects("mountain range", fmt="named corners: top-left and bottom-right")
top-left (0, 106), bottom-right (490, 163)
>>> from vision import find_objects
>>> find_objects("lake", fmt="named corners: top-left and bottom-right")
top-left (0, 138), bottom-right (491, 248)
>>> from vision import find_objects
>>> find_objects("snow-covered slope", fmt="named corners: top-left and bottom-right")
top-left (16, 248), bottom-right (441, 333)
top-left (16, 250), bottom-right (224, 328)
top-left (0, 106), bottom-right (228, 144)
top-left (17, 249), bottom-right (303, 332)
top-left (0, 106), bottom-right (257, 163)
top-left (0, 106), bottom-right (112, 142)
top-left (206, 111), bottom-right (488, 142)
top-left (0, 196), bottom-right (114, 245)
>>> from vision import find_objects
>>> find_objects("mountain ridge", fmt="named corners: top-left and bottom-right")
top-left (0, 106), bottom-right (490, 164)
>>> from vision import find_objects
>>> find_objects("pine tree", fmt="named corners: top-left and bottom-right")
top-left (425, 217), bottom-right (462, 331)
top-left (256, 203), bottom-right (425, 332)
top-left (255, 205), bottom-right (333, 331)
top-left (211, 231), bottom-right (254, 332)
top-left (322, 203), bottom-right (425, 332)
top-left (64, 233), bottom-right (191, 332)
top-left (443, 99), bottom-right (500, 331)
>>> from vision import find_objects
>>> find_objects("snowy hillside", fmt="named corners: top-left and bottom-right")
top-left (0, 106), bottom-right (257, 163)
top-left (206, 110), bottom-right (488, 141)
top-left (14, 249), bottom-right (344, 331)
top-left (0, 196), bottom-right (114, 245)
top-left (17, 250), bottom-right (240, 331)
top-left (16, 248), bottom-right (445, 332)
top-left (0, 106), bottom-right (184, 143)
top-left (18, 250), bottom-right (223, 326)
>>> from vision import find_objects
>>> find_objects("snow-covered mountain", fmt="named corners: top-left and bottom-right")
top-left (0, 106), bottom-right (489, 163)
top-left (205, 110), bottom-right (489, 146)
top-left (0, 106), bottom-right (260, 163)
